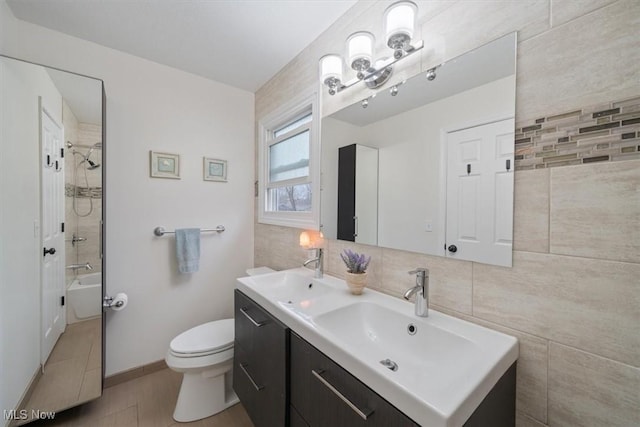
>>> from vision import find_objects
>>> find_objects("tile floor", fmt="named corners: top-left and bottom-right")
top-left (27, 368), bottom-right (254, 427)
top-left (19, 318), bottom-right (102, 425)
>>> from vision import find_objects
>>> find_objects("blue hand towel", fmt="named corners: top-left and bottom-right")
top-left (175, 228), bottom-right (200, 274)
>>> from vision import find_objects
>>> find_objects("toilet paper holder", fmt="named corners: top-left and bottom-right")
top-left (103, 295), bottom-right (125, 309)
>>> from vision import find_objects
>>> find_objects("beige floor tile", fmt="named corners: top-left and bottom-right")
top-left (29, 369), bottom-right (254, 427)
top-left (22, 318), bottom-right (102, 422)
top-left (95, 406), bottom-right (138, 427)
top-left (26, 357), bottom-right (87, 413)
top-left (77, 368), bottom-right (102, 403)
top-left (46, 327), bottom-right (92, 365)
top-left (74, 376), bottom-right (138, 420)
top-left (224, 404), bottom-right (253, 427)
top-left (135, 369), bottom-right (182, 427)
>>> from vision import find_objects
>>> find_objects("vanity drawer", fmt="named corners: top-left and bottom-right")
top-left (233, 290), bottom-right (288, 427)
top-left (234, 290), bottom-right (278, 354)
top-left (290, 332), bottom-right (418, 427)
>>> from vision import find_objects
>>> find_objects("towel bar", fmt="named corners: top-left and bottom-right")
top-left (153, 226), bottom-right (225, 237)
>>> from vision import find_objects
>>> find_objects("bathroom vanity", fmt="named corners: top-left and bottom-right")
top-left (234, 269), bottom-right (518, 427)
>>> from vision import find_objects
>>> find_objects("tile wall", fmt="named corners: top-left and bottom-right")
top-left (63, 101), bottom-right (102, 282)
top-left (514, 97), bottom-right (640, 169)
top-left (253, 1), bottom-right (640, 426)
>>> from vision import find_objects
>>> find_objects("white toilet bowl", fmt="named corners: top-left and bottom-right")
top-left (165, 318), bottom-right (239, 422)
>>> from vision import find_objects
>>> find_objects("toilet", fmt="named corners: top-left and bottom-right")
top-left (165, 318), bottom-right (238, 422)
top-left (166, 267), bottom-right (275, 422)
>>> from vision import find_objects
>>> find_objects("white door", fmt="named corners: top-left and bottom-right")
top-left (41, 104), bottom-right (65, 365)
top-left (445, 118), bottom-right (514, 267)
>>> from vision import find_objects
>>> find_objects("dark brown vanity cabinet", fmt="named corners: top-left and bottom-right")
top-left (234, 290), bottom-right (516, 427)
top-left (233, 290), bottom-right (288, 427)
top-left (290, 332), bottom-right (419, 427)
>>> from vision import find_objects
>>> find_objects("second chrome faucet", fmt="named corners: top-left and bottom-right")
top-left (404, 267), bottom-right (429, 317)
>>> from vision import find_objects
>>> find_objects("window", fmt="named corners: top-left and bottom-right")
top-left (258, 92), bottom-right (319, 228)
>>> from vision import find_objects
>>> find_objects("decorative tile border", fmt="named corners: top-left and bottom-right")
top-left (514, 96), bottom-right (640, 170)
top-left (65, 183), bottom-right (103, 199)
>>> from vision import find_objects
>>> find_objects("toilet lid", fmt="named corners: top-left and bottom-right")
top-left (170, 318), bottom-right (234, 356)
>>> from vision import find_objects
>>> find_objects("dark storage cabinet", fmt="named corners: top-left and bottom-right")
top-left (290, 332), bottom-right (419, 427)
top-left (233, 290), bottom-right (288, 427)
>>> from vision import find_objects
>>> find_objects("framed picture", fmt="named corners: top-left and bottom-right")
top-left (150, 151), bottom-right (180, 179)
top-left (204, 158), bottom-right (228, 182)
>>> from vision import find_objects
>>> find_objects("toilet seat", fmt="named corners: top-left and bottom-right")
top-left (169, 319), bottom-right (234, 358)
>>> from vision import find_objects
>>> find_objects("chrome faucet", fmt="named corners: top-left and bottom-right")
top-left (404, 268), bottom-right (429, 317)
top-left (303, 248), bottom-right (324, 278)
top-left (66, 262), bottom-right (93, 271)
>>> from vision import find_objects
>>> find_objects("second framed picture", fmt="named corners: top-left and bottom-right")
top-left (204, 158), bottom-right (227, 182)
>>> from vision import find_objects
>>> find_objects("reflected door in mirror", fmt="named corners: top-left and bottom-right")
top-left (445, 119), bottom-right (514, 267)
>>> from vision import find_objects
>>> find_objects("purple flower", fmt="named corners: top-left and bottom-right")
top-left (340, 249), bottom-right (370, 273)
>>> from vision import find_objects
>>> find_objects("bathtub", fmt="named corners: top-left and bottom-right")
top-left (67, 272), bottom-right (102, 323)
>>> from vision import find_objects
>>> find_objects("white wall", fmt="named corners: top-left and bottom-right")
top-left (0, 0), bottom-right (255, 383)
top-left (0, 58), bottom-right (62, 417)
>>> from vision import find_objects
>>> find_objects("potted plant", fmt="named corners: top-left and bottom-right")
top-left (340, 249), bottom-right (371, 295)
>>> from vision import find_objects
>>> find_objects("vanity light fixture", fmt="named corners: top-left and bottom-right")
top-left (319, 1), bottom-right (423, 95)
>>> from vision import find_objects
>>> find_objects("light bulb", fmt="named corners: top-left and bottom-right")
top-left (319, 54), bottom-right (343, 95)
top-left (319, 54), bottom-right (342, 82)
top-left (384, 1), bottom-right (417, 52)
top-left (347, 31), bottom-right (374, 78)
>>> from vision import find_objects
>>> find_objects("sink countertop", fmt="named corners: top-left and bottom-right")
top-left (236, 268), bottom-right (518, 427)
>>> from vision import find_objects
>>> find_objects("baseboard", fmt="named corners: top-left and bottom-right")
top-left (104, 359), bottom-right (167, 388)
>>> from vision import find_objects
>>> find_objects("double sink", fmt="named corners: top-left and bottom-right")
top-left (236, 268), bottom-right (518, 427)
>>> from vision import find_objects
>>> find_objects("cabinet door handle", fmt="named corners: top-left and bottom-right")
top-left (240, 307), bottom-right (266, 327)
top-left (353, 216), bottom-right (358, 238)
top-left (311, 369), bottom-right (373, 420)
top-left (240, 363), bottom-right (264, 392)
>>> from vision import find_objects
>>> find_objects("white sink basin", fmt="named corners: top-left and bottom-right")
top-left (237, 268), bottom-right (518, 427)
top-left (249, 270), bottom-right (332, 306)
top-left (314, 301), bottom-right (477, 379)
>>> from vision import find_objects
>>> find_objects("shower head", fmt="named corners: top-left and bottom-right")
top-left (85, 159), bottom-right (100, 170)
top-left (67, 141), bottom-right (101, 169)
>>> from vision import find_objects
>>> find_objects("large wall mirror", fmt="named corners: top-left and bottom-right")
top-left (1, 55), bottom-right (105, 424)
top-left (320, 33), bottom-right (517, 267)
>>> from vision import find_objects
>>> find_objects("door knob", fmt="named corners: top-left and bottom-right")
top-left (447, 245), bottom-right (457, 253)
top-left (43, 247), bottom-right (56, 256)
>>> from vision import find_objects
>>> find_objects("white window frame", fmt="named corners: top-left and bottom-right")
top-left (258, 91), bottom-right (320, 229)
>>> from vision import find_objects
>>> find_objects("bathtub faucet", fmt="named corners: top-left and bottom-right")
top-left (66, 262), bottom-right (93, 271)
